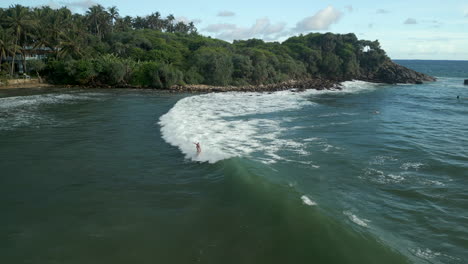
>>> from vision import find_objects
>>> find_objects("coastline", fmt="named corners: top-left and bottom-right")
top-left (169, 78), bottom-right (340, 93)
top-left (0, 79), bottom-right (55, 89)
top-left (0, 74), bottom-right (435, 93)
top-left (0, 78), bottom-right (341, 92)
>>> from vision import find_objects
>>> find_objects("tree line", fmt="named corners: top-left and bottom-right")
top-left (0, 4), bottom-right (389, 88)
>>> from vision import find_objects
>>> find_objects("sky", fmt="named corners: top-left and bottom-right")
top-left (1, 0), bottom-right (468, 60)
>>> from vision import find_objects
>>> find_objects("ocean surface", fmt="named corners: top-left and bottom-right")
top-left (1, 60), bottom-right (467, 263)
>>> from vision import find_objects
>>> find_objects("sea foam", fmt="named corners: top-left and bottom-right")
top-left (343, 211), bottom-right (370, 227)
top-left (159, 91), bottom-right (316, 163)
top-left (159, 81), bottom-right (377, 163)
top-left (301, 195), bottom-right (317, 206)
top-left (0, 93), bottom-right (103, 130)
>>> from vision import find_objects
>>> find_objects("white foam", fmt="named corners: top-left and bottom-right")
top-left (303, 137), bottom-right (321, 142)
top-left (339, 80), bottom-right (381, 93)
top-left (159, 91), bottom-right (319, 163)
top-left (343, 211), bottom-right (370, 227)
top-left (401, 162), bottom-right (424, 171)
top-left (0, 93), bottom-right (103, 110)
top-left (0, 93), bottom-right (103, 130)
top-left (370, 155), bottom-right (398, 165)
top-left (411, 248), bottom-right (441, 260)
top-left (159, 81), bottom-right (378, 163)
top-left (363, 168), bottom-right (405, 184)
top-left (301, 195), bottom-right (317, 206)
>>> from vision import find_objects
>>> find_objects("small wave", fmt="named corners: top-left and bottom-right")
top-left (301, 195), bottom-right (317, 206)
top-left (0, 93), bottom-right (101, 130)
top-left (339, 80), bottom-right (381, 93)
top-left (362, 168), bottom-right (405, 184)
top-left (303, 137), bottom-right (321, 142)
top-left (422, 179), bottom-right (445, 187)
top-left (0, 93), bottom-right (102, 110)
top-left (401, 162), bottom-right (424, 171)
top-left (343, 211), bottom-right (370, 227)
top-left (370, 155), bottom-right (398, 166)
top-left (317, 112), bottom-right (358, 118)
top-left (410, 248), bottom-right (441, 260)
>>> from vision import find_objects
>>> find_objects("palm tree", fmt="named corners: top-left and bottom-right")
top-left (5, 4), bottom-right (32, 75)
top-left (108, 6), bottom-right (119, 32)
top-left (30, 8), bottom-right (53, 54)
top-left (58, 31), bottom-right (84, 59)
top-left (132, 16), bottom-right (147, 29)
top-left (115, 16), bottom-right (132, 32)
top-left (188, 22), bottom-right (197, 34)
top-left (86, 5), bottom-right (109, 40)
top-left (147, 12), bottom-right (163, 30)
top-left (165, 14), bottom-right (175, 32)
top-left (0, 27), bottom-right (15, 73)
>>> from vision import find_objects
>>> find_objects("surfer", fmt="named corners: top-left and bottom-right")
top-left (194, 142), bottom-right (201, 154)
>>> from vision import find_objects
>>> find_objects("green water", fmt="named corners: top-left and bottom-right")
top-left (1, 61), bottom-right (468, 263)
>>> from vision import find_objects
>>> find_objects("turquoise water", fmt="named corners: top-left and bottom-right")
top-left (1, 61), bottom-right (467, 263)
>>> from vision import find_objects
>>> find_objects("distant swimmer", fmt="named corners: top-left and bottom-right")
top-left (194, 142), bottom-right (201, 154)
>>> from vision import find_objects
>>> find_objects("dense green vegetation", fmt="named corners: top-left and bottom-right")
top-left (0, 4), bottom-right (389, 88)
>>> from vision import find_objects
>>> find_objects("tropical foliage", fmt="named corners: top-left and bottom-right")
top-left (0, 4), bottom-right (389, 88)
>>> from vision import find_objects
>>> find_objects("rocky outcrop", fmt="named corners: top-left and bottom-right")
top-left (464, 79), bottom-right (468, 85)
top-left (360, 61), bottom-right (436, 84)
top-left (171, 78), bottom-right (340, 93)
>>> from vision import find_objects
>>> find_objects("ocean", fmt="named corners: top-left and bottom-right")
top-left (0, 60), bottom-right (467, 263)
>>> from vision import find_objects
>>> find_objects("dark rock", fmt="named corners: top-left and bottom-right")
top-left (464, 79), bottom-right (468, 85)
top-left (360, 61), bottom-right (436, 84)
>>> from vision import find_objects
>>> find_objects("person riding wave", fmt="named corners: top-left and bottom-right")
top-left (194, 142), bottom-right (201, 154)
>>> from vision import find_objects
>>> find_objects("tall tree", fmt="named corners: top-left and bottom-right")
top-left (165, 14), bottom-right (175, 32)
top-left (0, 27), bottom-right (17, 72)
top-left (5, 4), bottom-right (32, 75)
top-left (86, 5), bottom-right (109, 40)
top-left (107, 6), bottom-right (119, 32)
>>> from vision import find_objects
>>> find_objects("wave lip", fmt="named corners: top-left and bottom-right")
top-left (343, 211), bottom-right (370, 227)
top-left (301, 195), bottom-right (317, 206)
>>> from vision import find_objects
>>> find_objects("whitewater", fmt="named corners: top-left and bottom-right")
top-left (159, 80), bottom-right (379, 164)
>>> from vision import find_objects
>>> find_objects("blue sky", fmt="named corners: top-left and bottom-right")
top-left (2, 0), bottom-right (468, 60)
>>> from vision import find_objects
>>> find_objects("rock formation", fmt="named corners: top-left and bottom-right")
top-left (360, 61), bottom-right (436, 84)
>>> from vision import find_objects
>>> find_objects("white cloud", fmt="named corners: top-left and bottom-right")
top-left (176, 16), bottom-right (202, 24)
top-left (204, 18), bottom-right (286, 41)
top-left (294, 6), bottom-right (342, 32)
top-left (372, 30), bottom-right (468, 60)
top-left (404, 18), bottom-right (418, 25)
top-left (204, 23), bottom-right (237, 33)
top-left (45, 0), bottom-right (61, 9)
top-left (59, 0), bottom-right (97, 10)
top-left (376, 9), bottom-right (390, 14)
top-left (218, 11), bottom-right (235, 17)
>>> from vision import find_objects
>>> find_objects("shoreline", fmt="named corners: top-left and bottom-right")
top-left (1, 78), bottom-right (341, 92)
top-left (0, 79), bottom-right (55, 90)
top-left (0, 76), bottom-right (436, 92)
top-left (169, 78), bottom-right (341, 93)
